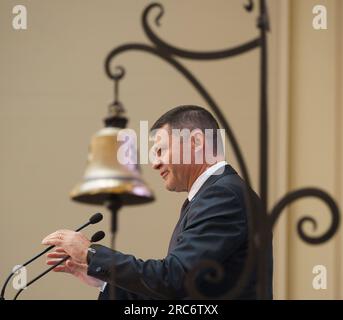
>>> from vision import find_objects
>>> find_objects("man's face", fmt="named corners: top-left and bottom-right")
top-left (151, 124), bottom-right (190, 192)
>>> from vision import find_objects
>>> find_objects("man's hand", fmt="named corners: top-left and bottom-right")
top-left (42, 230), bottom-right (90, 264)
top-left (46, 247), bottom-right (105, 288)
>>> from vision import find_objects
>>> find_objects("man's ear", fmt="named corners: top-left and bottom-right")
top-left (191, 130), bottom-right (204, 152)
top-left (191, 130), bottom-right (205, 165)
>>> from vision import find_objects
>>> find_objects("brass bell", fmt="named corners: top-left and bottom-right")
top-left (71, 65), bottom-right (154, 208)
top-left (70, 125), bottom-right (154, 205)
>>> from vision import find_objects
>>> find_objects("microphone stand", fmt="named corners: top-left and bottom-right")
top-left (13, 256), bottom-right (70, 300)
top-left (1, 213), bottom-right (102, 300)
top-left (13, 230), bottom-right (105, 300)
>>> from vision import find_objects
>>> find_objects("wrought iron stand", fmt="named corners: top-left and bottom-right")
top-left (104, 0), bottom-right (340, 299)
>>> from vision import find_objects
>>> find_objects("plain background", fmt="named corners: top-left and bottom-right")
top-left (0, 0), bottom-right (342, 299)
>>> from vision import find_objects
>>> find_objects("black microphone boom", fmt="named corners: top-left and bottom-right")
top-left (0, 213), bottom-right (103, 300)
top-left (13, 230), bottom-right (105, 300)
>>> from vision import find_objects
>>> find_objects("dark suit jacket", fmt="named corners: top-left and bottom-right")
top-left (87, 164), bottom-right (273, 299)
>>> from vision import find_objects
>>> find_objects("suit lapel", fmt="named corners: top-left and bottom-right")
top-left (167, 165), bottom-right (237, 255)
top-left (190, 164), bottom-right (237, 204)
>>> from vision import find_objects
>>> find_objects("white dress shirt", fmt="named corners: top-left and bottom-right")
top-left (187, 161), bottom-right (228, 202)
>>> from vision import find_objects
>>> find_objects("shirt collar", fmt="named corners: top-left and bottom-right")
top-left (187, 161), bottom-right (228, 201)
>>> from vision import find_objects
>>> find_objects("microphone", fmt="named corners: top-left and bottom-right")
top-left (90, 231), bottom-right (106, 243)
top-left (0, 213), bottom-right (103, 300)
top-left (13, 230), bottom-right (106, 300)
top-left (88, 213), bottom-right (103, 225)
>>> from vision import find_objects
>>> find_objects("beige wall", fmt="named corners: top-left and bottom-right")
top-left (271, 0), bottom-right (343, 299)
top-left (285, 0), bottom-right (343, 299)
top-left (0, 0), bottom-right (341, 299)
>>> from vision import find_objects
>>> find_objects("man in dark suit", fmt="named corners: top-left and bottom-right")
top-left (43, 105), bottom-right (273, 299)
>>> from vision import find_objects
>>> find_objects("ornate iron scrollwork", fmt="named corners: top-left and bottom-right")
top-left (104, 0), bottom-right (340, 299)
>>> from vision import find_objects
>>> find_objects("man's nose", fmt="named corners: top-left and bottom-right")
top-left (152, 158), bottom-right (162, 170)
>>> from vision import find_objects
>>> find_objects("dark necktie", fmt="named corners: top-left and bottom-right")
top-left (167, 198), bottom-right (190, 255)
top-left (180, 198), bottom-right (190, 217)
